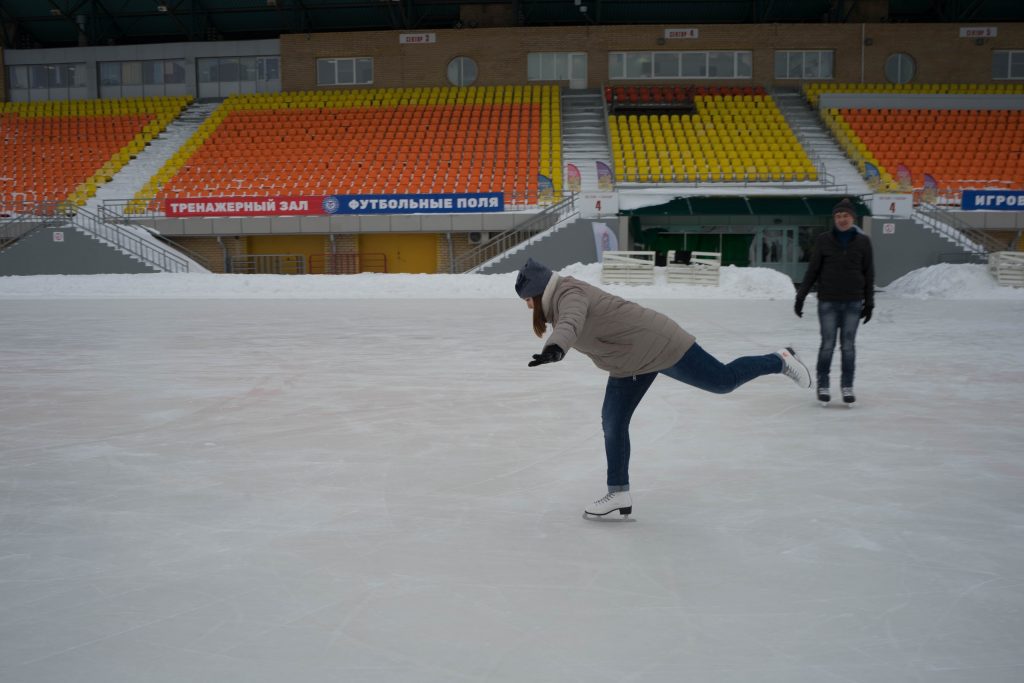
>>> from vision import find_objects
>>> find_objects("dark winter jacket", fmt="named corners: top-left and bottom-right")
top-left (797, 228), bottom-right (874, 304)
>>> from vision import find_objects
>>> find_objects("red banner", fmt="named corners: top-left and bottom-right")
top-left (164, 196), bottom-right (325, 217)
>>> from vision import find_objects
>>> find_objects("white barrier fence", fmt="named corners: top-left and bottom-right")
top-left (989, 251), bottom-right (1024, 288)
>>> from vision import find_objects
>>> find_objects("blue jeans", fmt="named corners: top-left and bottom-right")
top-left (601, 343), bottom-right (783, 490)
top-left (816, 299), bottom-right (862, 390)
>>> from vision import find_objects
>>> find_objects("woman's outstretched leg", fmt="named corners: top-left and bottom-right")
top-left (660, 343), bottom-right (809, 393)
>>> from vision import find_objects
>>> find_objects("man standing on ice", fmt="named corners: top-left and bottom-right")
top-left (794, 197), bottom-right (875, 406)
top-left (516, 258), bottom-right (812, 520)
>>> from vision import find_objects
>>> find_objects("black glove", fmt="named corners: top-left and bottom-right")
top-left (861, 303), bottom-right (873, 324)
top-left (794, 297), bottom-right (804, 318)
top-left (528, 344), bottom-right (564, 367)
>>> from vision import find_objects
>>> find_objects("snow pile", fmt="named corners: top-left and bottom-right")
top-left (884, 263), bottom-right (1024, 300)
top-left (0, 263), bottom-right (795, 300)
top-left (2, 262), bottom-right (1020, 300)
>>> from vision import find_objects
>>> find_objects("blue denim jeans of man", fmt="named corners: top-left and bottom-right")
top-left (816, 299), bottom-right (862, 390)
top-left (601, 343), bottom-right (783, 491)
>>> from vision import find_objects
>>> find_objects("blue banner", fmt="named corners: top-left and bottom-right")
top-left (961, 189), bottom-right (1024, 211)
top-left (322, 192), bottom-right (504, 215)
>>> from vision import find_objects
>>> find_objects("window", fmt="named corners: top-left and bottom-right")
top-left (884, 53), bottom-right (916, 84)
top-left (8, 65), bottom-right (28, 90)
top-left (316, 57), bottom-right (374, 86)
top-left (258, 56), bottom-right (279, 82)
top-left (6, 62), bottom-right (86, 101)
top-left (609, 51), bottom-right (751, 80)
top-left (121, 61), bottom-right (143, 86)
top-left (993, 50), bottom-right (1024, 79)
top-left (528, 52), bottom-right (577, 81)
top-left (447, 56), bottom-right (477, 86)
top-left (99, 58), bottom-right (185, 97)
top-left (775, 50), bottom-right (834, 79)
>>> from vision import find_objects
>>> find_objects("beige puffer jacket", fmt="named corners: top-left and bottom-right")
top-left (541, 275), bottom-right (695, 378)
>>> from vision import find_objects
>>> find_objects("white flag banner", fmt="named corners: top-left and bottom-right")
top-left (592, 221), bottom-right (619, 261)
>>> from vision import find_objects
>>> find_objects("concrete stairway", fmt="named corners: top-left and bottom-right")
top-left (560, 89), bottom-right (612, 193)
top-left (82, 100), bottom-right (222, 215)
top-left (772, 89), bottom-right (871, 196)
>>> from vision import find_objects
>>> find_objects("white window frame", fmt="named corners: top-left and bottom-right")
top-left (609, 51), bottom-right (752, 80)
top-left (528, 52), bottom-right (586, 82)
top-left (884, 53), bottom-right (916, 84)
top-left (316, 57), bottom-right (374, 86)
top-left (446, 56), bottom-right (478, 86)
top-left (7, 62), bottom-right (86, 102)
top-left (993, 50), bottom-right (1024, 80)
top-left (774, 50), bottom-right (834, 80)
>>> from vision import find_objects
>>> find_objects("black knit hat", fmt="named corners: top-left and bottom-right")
top-left (832, 198), bottom-right (857, 216)
top-left (515, 258), bottom-right (553, 299)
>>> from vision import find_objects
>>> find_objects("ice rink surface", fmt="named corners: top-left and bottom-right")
top-left (1, 267), bottom-right (1023, 682)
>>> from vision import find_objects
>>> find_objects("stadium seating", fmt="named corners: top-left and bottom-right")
top-left (0, 96), bottom-right (191, 213)
top-left (609, 87), bottom-right (816, 183)
top-left (823, 107), bottom-right (1024, 198)
top-left (136, 85), bottom-right (561, 213)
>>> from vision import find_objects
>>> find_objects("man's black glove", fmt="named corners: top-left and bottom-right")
top-left (528, 344), bottom-right (564, 367)
top-left (861, 303), bottom-right (873, 324)
top-left (794, 296), bottom-right (804, 318)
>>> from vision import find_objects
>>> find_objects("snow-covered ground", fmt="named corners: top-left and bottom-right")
top-left (1, 263), bottom-right (1022, 683)
top-left (1, 261), bottom-right (1020, 301)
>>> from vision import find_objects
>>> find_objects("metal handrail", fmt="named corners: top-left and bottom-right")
top-left (1, 201), bottom-right (72, 249)
top-left (97, 202), bottom-right (213, 271)
top-left (915, 201), bottom-right (1008, 255)
top-left (70, 204), bottom-right (192, 272)
top-left (452, 193), bottom-right (579, 273)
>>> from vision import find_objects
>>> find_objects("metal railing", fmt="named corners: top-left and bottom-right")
top-left (308, 252), bottom-right (388, 274)
top-left (452, 193), bottom-right (579, 273)
top-left (229, 254), bottom-right (306, 274)
top-left (1, 201), bottom-right (73, 250)
top-left (914, 202), bottom-right (1009, 257)
top-left (96, 202), bottom-right (212, 271)
top-left (0, 200), bottom-right (193, 272)
top-left (72, 204), bottom-right (193, 272)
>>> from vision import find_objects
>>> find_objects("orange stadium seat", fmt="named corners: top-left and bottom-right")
top-left (827, 106), bottom-right (1024, 199)
top-left (0, 96), bottom-right (190, 213)
top-left (140, 86), bottom-right (560, 211)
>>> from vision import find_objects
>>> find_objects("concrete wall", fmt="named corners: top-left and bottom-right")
top-left (863, 216), bottom-right (983, 286)
top-left (143, 209), bottom-right (539, 237)
top-left (0, 226), bottom-right (157, 275)
top-left (479, 217), bottom-right (623, 274)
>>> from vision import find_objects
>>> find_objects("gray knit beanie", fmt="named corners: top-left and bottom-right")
top-left (515, 258), bottom-right (553, 299)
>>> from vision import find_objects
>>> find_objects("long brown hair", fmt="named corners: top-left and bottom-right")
top-left (531, 294), bottom-right (547, 338)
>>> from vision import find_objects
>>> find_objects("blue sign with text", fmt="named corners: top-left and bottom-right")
top-left (961, 190), bottom-right (1024, 211)
top-left (323, 193), bottom-right (504, 215)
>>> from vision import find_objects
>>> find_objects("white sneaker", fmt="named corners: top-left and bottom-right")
top-left (584, 491), bottom-right (633, 517)
top-left (777, 347), bottom-right (812, 388)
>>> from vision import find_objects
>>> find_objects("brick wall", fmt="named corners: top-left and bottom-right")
top-left (171, 236), bottom-right (245, 274)
top-left (281, 22), bottom-right (1024, 92)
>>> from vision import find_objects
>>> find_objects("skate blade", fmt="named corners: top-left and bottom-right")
top-left (582, 511), bottom-right (637, 523)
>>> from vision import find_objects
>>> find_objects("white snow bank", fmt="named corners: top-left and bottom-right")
top-left (884, 263), bottom-right (1024, 300)
top-left (2, 262), bottom-right (1020, 300)
top-left (0, 262), bottom-right (795, 300)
